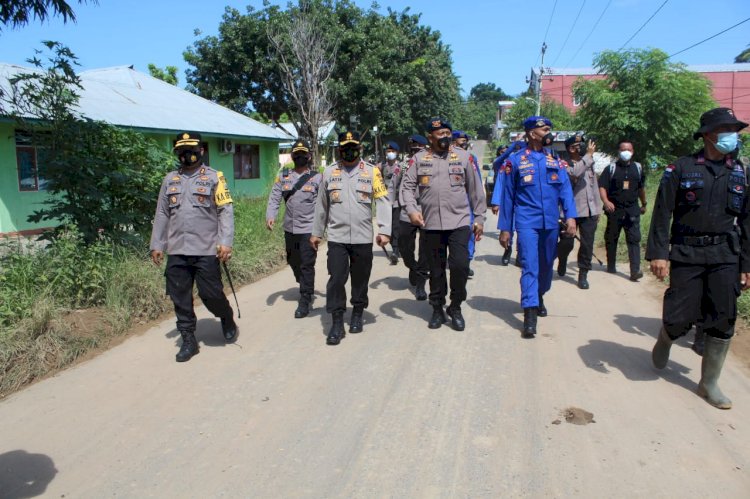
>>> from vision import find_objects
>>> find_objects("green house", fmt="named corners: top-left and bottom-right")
top-left (0, 64), bottom-right (288, 236)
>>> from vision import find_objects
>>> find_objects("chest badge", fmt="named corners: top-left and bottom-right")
top-left (550, 173), bottom-right (558, 181)
top-left (197, 187), bottom-right (206, 193)
top-left (171, 176), bottom-right (180, 181)
top-left (170, 187), bottom-right (178, 192)
top-left (524, 175), bottom-right (533, 183)
top-left (170, 196), bottom-right (177, 204)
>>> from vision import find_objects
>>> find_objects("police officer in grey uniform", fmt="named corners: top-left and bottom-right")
top-left (310, 131), bottom-right (392, 346)
top-left (395, 135), bottom-right (429, 300)
top-left (401, 118), bottom-right (487, 331)
top-left (381, 140), bottom-right (402, 265)
top-left (266, 140), bottom-right (322, 318)
top-left (150, 132), bottom-right (237, 363)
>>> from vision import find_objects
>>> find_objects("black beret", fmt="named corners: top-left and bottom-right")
top-left (425, 117), bottom-right (452, 133)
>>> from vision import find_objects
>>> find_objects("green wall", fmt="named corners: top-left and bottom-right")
top-left (0, 125), bottom-right (280, 235)
top-left (0, 123), bottom-right (51, 234)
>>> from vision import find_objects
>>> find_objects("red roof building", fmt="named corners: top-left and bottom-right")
top-left (535, 63), bottom-right (750, 124)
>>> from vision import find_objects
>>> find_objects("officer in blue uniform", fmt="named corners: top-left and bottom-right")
top-left (452, 130), bottom-right (485, 276)
top-left (493, 138), bottom-right (527, 265)
top-left (499, 117), bottom-right (577, 338)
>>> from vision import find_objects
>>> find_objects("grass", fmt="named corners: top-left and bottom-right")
top-left (0, 195), bottom-right (286, 398)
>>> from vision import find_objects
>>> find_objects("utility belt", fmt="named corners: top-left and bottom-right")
top-left (670, 234), bottom-right (727, 246)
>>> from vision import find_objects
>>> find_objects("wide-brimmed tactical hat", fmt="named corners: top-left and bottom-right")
top-left (338, 131), bottom-right (361, 146)
top-left (291, 140), bottom-right (310, 153)
top-left (693, 107), bottom-right (748, 139)
top-left (173, 132), bottom-right (201, 150)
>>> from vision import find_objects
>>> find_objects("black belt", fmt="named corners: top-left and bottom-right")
top-left (671, 234), bottom-right (727, 246)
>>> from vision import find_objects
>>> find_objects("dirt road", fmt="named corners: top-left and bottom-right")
top-left (1, 215), bottom-right (749, 497)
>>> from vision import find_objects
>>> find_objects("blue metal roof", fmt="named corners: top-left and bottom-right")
top-left (1, 63), bottom-right (288, 141)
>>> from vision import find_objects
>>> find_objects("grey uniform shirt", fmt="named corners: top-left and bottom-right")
top-left (381, 160), bottom-right (402, 208)
top-left (395, 155), bottom-right (422, 223)
top-left (150, 165), bottom-right (234, 255)
top-left (400, 146), bottom-right (487, 230)
top-left (312, 160), bottom-right (392, 244)
top-left (265, 168), bottom-right (323, 234)
top-left (567, 154), bottom-right (602, 217)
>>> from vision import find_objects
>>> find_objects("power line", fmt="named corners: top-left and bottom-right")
top-left (563, 0), bottom-right (612, 68)
top-left (535, 0), bottom-right (560, 67)
top-left (618, 0), bottom-right (669, 51)
top-left (550, 0), bottom-right (587, 68)
top-left (668, 16), bottom-right (750, 59)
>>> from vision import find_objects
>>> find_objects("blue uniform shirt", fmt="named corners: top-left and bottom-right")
top-left (499, 147), bottom-right (577, 231)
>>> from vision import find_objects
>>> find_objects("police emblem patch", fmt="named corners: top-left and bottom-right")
top-left (686, 191), bottom-right (696, 201)
top-left (524, 175), bottom-right (533, 182)
top-left (197, 187), bottom-right (206, 193)
top-left (198, 195), bottom-right (205, 203)
top-left (170, 187), bottom-right (177, 192)
top-left (551, 174), bottom-right (558, 181)
top-left (172, 176), bottom-right (180, 181)
top-left (170, 196), bottom-right (177, 204)
top-left (331, 191), bottom-right (340, 201)
top-left (420, 176), bottom-right (430, 185)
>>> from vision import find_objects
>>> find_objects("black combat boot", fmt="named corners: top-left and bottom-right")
top-left (522, 308), bottom-right (537, 338)
top-left (294, 293), bottom-right (312, 319)
top-left (557, 258), bottom-right (567, 277)
top-left (176, 330), bottom-right (199, 362)
top-left (606, 260), bottom-right (616, 274)
top-left (468, 266), bottom-right (474, 278)
top-left (697, 335), bottom-right (732, 409)
top-left (537, 294), bottom-right (548, 317)
top-left (221, 316), bottom-right (238, 342)
top-left (414, 278), bottom-right (427, 301)
top-left (629, 270), bottom-right (644, 282)
top-left (578, 270), bottom-right (590, 290)
top-left (326, 312), bottom-right (345, 345)
top-left (501, 247), bottom-right (512, 266)
top-left (349, 306), bottom-right (364, 334)
top-left (446, 303), bottom-right (465, 331)
top-left (428, 304), bottom-right (447, 329)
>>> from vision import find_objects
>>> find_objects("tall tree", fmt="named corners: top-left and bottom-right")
top-left (147, 64), bottom-right (178, 85)
top-left (184, 1), bottom-right (461, 144)
top-left (267, 1), bottom-right (336, 163)
top-left (501, 97), bottom-right (575, 135)
top-left (454, 82), bottom-right (513, 139)
top-left (735, 45), bottom-right (750, 63)
top-left (573, 48), bottom-right (715, 164)
top-left (0, 0), bottom-right (92, 30)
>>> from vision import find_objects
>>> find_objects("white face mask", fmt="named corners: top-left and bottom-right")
top-left (619, 150), bottom-right (633, 162)
top-left (386, 152), bottom-right (397, 161)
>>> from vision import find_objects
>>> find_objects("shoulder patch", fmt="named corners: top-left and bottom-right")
top-left (215, 171), bottom-right (233, 206)
top-left (372, 167), bottom-right (388, 199)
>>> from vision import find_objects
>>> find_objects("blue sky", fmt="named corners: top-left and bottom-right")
top-left (0, 0), bottom-right (748, 97)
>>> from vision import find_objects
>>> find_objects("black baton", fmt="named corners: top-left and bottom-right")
top-left (559, 219), bottom-right (604, 267)
top-left (382, 246), bottom-right (391, 260)
top-left (222, 261), bottom-right (241, 318)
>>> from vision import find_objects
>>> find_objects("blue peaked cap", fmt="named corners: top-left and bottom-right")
top-left (523, 116), bottom-right (553, 130)
top-left (409, 134), bottom-right (428, 146)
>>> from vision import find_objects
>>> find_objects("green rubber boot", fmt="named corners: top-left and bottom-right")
top-left (697, 335), bottom-right (732, 410)
top-left (651, 327), bottom-right (673, 369)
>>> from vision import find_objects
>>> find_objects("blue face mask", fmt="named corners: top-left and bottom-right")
top-left (714, 132), bottom-right (738, 154)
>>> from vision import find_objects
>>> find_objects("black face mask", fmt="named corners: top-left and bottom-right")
top-left (540, 132), bottom-right (554, 147)
top-left (179, 149), bottom-right (201, 166)
top-left (340, 147), bottom-right (360, 163)
top-left (436, 137), bottom-right (452, 150)
top-left (458, 142), bottom-right (469, 150)
top-left (409, 147), bottom-right (421, 156)
top-left (292, 156), bottom-right (309, 168)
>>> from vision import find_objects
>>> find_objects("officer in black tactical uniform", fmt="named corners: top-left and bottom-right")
top-left (150, 132), bottom-right (237, 363)
top-left (647, 107), bottom-right (749, 410)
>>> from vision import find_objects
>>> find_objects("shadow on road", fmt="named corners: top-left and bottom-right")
top-left (466, 295), bottom-right (525, 332)
top-left (472, 254), bottom-right (503, 265)
top-left (380, 297), bottom-right (428, 321)
top-left (369, 276), bottom-right (410, 291)
top-left (613, 314), bottom-right (663, 339)
top-left (266, 286), bottom-right (299, 306)
top-left (0, 450), bottom-right (57, 499)
top-left (578, 339), bottom-right (697, 393)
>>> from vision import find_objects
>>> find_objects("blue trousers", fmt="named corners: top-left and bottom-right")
top-left (468, 211), bottom-right (476, 260)
top-left (517, 228), bottom-right (558, 308)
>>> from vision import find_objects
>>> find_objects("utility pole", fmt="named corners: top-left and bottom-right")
top-left (536, 43), bottom-right (547, 116)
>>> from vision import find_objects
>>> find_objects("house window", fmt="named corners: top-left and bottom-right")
top-left (15, 132), bottom-right (49, 192)
top-left (573, 94), bottom-right (582, 107)
top-left (234, 144), bottom-right (260, 179)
